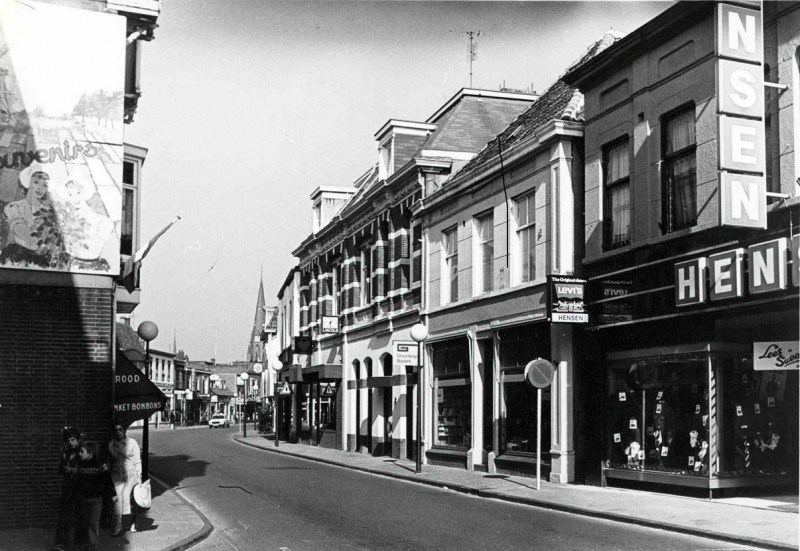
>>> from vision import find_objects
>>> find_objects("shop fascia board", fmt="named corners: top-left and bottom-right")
top-left (417, 120), bottom-right (582, 216)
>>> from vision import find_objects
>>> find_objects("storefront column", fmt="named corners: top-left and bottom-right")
top-left (468, 331), bottom-right (484, 470)
top-left (550, 324), bottom-right (575, 483)
top-left (357, 380), bottom-right (368, 452)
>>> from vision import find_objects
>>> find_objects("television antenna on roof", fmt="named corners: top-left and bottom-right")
top-left (449, 30), bottom-right (483, 88)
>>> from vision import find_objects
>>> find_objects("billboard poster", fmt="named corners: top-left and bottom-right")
top-left (0, 1), bottom-right (125, 274)
top-left (548, 275), bottom-right (588, 323)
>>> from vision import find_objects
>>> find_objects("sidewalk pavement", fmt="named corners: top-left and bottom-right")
top-left (0, 473), bottom-right (211, 551)
top-left (235, 434), bottom-right (799, 551)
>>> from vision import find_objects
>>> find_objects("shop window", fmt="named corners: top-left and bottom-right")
top-left (603, 347), bottom-right (798, 487)
top-left (432, 339), bottom-right (471, 448)
top-left (474, 212), bottom-right (494, 294)
top-left (501, 370), bottom-right (550, 455)
top-left (603, 138), bottom-right (631, 249)
top-left (661, 106), bottom-right (697, 233)
top-left (442, 227), bottom-right (458, 303)
top-left (514, 193), bottom-right (535, 284)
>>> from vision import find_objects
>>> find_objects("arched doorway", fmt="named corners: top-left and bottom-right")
top-left (353, 359), bottom-right (361, 453)
top-left (364, 357), bottom-right (373, 454)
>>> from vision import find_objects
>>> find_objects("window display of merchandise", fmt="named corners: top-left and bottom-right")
top-left (603, 344), bottom-right (798, 491)
top-left (435, 383), bottom-right (471, 447)
top-left (502, 371), bottom-right (551, 454)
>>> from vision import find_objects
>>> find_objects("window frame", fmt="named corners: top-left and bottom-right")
top-left (661, 104), bottom-right (697, 233)
top-left (474, 211), bottom-right (494, 295)
top-left (514, 193), bottom-right (536, 284)
top-left (359, 247), bottom-right (371, 307)
top-left (603, 136), bottom-right (632, 250)
top-left (442, 226), bottom-right (459, 303)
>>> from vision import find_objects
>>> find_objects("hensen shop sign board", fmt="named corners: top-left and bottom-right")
top-left (716, 2), bottom-right (767, 229)
top-left (675, 236), bottom-right (799, 307)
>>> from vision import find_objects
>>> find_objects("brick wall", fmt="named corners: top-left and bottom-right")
top-left (0, 284), bottom-right (113, 528)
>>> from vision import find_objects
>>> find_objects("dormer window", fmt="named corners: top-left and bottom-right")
top-left (379, 137), bottom-right (393, 180)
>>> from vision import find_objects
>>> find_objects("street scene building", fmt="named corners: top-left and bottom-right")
top-left (563, 0), bottom-right (799, 494)
top-left (272, 0), bottom-right (799, 499)
top-left (0, 0), bottom-right (162, 527)
top-left (1, 0), bottom-right (797, 545)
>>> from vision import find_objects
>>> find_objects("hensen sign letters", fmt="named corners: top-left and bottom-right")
top-left (716, 1), bottom-right (767, 229)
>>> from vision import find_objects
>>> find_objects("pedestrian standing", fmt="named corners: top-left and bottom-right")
top-left (51, 427), bottom-right (87, 551)
top-left (169, 411), bottom-right (175, 430)
top-left (108, 421), bottom-right (141, 536)
top-left (76, 442), bottom-right (117, 551)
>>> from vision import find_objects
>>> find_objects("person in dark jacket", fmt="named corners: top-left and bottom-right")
top-left (51, 427), bottom-right (86, 551)
top-left (76, 442), bottom-right (117, 551)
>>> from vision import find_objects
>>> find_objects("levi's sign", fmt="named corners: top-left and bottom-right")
top-left (675, 236), bottom-right (799, 306)
top-left (716, 2), bottom-right (767, 229)
top-left (548, 275), bottom-right (588, 323)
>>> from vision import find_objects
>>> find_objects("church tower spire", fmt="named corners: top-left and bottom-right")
top-left (247, 274), bottom-right (267, 363)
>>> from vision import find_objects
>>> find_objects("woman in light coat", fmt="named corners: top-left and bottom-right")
top-left (107, 422), bottom-right (141, 536)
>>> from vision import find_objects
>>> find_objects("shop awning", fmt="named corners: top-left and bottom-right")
top-left (303, 363), bottom-right (342, 381)
top-left (114, 352), bottom-right (167, 428)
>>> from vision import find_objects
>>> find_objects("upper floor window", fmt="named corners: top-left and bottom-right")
top-left (121, 160), bottom-right (137, 257)
top-left (603, 139), bottom-right (631, 249)
top-left (443, 227), bottom-right (458, 303)
top-left (662, 107), bottom-right (696, 232)
top-left (411, 224), bottom-right (422, 285)
top-left (514, 194), bottom-right (535, 284)
top-left (474, 213), bottom-right (494, 294)
top-left (360, 248), bottom-right (371, 307)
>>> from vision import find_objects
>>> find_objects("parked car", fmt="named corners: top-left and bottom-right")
top-left (208, 413), bottom-right (230, 428)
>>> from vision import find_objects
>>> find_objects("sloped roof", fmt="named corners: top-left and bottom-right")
top-left (424, 95), bottom-right (536, 153)
top-left (445, 32), bottom-right (623, 188)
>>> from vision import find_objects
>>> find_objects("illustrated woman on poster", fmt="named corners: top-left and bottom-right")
top-left (0, 162), bottom-right (68, 268)
top-left (56, 176), bottom-right (113, 271)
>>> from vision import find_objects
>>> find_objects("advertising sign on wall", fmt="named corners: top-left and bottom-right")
top-left (716, 1), bottom-right (767, 229)
top-left (0, 1), bottom-right (125, 274)
top-left (548, 275), bottom-right (588, 323)
top-left (393, 340), bottom-right (419, 367)
top-left (753, 341), bottom-right (799, 370)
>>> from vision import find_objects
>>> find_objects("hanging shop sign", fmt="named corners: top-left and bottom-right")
top-left (321, 316), bottom-right (339, 334)
top-left (753, 342), bottom-right (799, 370)
top-left (675, 237), bottom-right (798, 306)
top-left (548, 275), bottom-right (588, 323)
top-left (393, 341), bottom-right (419, 367)
top-left (716, 1), bottom-right (767, 229)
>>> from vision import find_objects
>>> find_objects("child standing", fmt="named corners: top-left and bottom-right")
top-left (52, 427), bottom-right (85, 551)
top-left (76, 442), bottom-right (117, 551)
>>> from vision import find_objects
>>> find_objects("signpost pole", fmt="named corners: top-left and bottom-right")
top-left (143, 341), bottom-right (150, 482)
top-left (536, 387), bottom-right (542, 491)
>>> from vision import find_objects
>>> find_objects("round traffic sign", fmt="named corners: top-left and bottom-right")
top-left (524, 358), bottom-right (555, 388)
top-left (253, 363), bottom-right (263, 373)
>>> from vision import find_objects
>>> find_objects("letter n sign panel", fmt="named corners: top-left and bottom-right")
top-left (720, 172), bottom-right (766, 228)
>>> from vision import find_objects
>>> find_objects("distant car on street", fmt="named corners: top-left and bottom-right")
top-left (208, 413), bottom-right (230, 428)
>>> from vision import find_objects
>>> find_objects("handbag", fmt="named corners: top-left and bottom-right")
top-left (132, 479), bottom-right (151, 509)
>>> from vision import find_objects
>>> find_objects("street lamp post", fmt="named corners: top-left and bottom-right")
top-left (137, 321), bottom-right (159, 482)
top-left (239, 372), bottom-right (250, 438)
top-left (411, 322), bottom-right (428, 474)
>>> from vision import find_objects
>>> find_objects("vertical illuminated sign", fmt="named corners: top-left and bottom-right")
top-left (716, 2), bottom-right (767, 229)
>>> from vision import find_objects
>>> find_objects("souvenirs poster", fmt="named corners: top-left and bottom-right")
top-left (0, 1), bottom-right (125, 274)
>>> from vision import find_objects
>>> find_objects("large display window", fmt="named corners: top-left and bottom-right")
top-left (603, 343), bottom-right (798, 493)
top-left (432, 338), bottom-right (471, 449)
top-left (498, 324), bottom-right (551, 456)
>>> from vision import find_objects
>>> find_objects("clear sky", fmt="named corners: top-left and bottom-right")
top-left (124, 1), bottom-right (673, 362)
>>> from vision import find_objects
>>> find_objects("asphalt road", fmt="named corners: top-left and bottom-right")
top-left (149, 427), bottom-right (763, 551)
